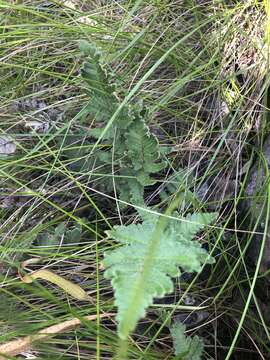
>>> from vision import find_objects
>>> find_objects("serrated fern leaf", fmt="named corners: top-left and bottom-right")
top-left (81, 60), bottom-right (118, 123)
top-left (117, 177), bottom-right (145, 206)
top-left (117, 118), bottom-right (166, 202)
top-left (80, 41), bottom-right (116, 107)
top-left (170, 322), bottom-right (204, 360)
top-left (125, 120), bottom-right (166, 178)
top-left (169, 212), bottom-right (216, 243)
top-left (103, 212), bottom-right (216, 339)
top-left (80, 42), bottom-right (133, 128)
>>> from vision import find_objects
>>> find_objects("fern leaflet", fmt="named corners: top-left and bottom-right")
top-left (170, 322), bottom-right (204, 360)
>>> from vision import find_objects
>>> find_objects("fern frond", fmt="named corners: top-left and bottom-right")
top-left (80, 41), bottom-right (115, 100)
top-left (125, 119), bottom-right (166, 176)
top-left (117, 176), bottom-right (145, 206)
top-left (170, 322), bottom-right (204, 360)
top-left (103, 212), bottom-right (216, 339)
top-left (79, 41), bottom-right (168, 207)
top-left (80, 41), bottom-right (133, 128)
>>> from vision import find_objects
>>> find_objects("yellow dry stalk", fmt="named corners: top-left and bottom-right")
top-left (264, 0), bottom-right (270, 16)
top-left (0, 313), bottom-right (114, 359)
top-left (22, 269), bottom-right (91, 301)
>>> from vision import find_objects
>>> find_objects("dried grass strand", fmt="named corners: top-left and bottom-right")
top-left (0, 312), bottom-right (114, 359)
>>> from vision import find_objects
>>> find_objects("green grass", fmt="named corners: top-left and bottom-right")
top-left (0, 0), bottom-right (270, 359)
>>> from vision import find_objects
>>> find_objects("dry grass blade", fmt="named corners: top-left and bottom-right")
top-left (21, 269), bottom-right (91, 301)
top-left (0, 313), bottom-right (114, 359)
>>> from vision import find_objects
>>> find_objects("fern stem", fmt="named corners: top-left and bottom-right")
top-left (119, 196), bottom-right (180, 339)
top-left (115, 338), bottom-right (129, 360)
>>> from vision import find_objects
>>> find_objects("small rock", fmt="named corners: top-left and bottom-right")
top-left (24, 120), bottom-right (49, 133)
top-left (0, 136), bottom-right (16, 155)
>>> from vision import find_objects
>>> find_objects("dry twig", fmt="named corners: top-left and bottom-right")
top-left (0, 313), bottom-right (114, 359)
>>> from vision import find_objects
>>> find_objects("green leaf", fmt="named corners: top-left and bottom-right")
top-left (125, 119), bottom-right (166, 174)
top-left (117, 177), bottom-right (145, 207)
top-left (81, 58), bottom-right (114, 100)
top-left (103, 212), bottom-right (216, 339)
top-left (65, 223), bottom-right (82, 243)
top-left (54, 222), bottom-right (66, 238)
top-left (88, 127), bottom-right (114, 140)
top-left (170, 322), bottom-right (204, 360)
top-left (79, 40), bottom-right (100, 58)
top-left (36, 222), bottom-right (82, 247)
top-left (80, 45), bottom-right (117, 123)
top-left (80, 44), bottom-right (133, 128)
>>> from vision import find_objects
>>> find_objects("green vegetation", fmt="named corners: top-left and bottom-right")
top-left (79, 40), bottom-right (167, 206)
top-left (0, 1), bottom-right (270, 359)
top-left (170, 322), bottom-right (204, 360)
top-left (104, 210), bottom-right (216, 341)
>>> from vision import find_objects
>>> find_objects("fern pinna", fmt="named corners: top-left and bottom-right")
top-left (170, 322), bottom-right (204, 360)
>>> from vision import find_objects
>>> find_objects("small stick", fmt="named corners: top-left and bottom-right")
top-left (0, 313), bottom-right (114, 359)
